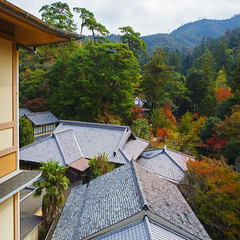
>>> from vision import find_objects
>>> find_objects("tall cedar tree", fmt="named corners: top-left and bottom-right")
top-left (141, 49), bottom-right (186, 112)
top-left (119, 26), bottom-right (146, 58)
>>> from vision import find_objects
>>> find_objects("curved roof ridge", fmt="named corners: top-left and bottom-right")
top-left (60, 120), bottom-right (129, 130)
top-left (141, 148), bottom-right (164, 159)
top-left (163, 149), bottom-right (186, 172)
top-left (118, 148), bottom-right (131, 163)
top-left (53, 133), bottom-right (67, 165)
top-left (130, 162), bottom-right (149, 210)
top-left (25, 111), bottom-right (52, 116)
top-left (166, 147), bottom-right (195, 159)
top-left (72, 131), bottom-right (84, 158)
top-left (115, 128), bottom-right (131, 152)
top-left (144, 216), bottom-right (154, 239)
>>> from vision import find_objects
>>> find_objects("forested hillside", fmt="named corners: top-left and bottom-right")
top-left (19, 3), bottom-right (240, 239)
top-left (108, 14), bottom-right (240, 54)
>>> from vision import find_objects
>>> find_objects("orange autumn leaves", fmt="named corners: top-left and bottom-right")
top-left (181, 158), bottom-right (240, 239)
top-left (215, 88), bottom-right (233, 104)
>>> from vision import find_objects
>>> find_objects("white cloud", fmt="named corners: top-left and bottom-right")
top-left (9, 0), bottom-right (240, 35)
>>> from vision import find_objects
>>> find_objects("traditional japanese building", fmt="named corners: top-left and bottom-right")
top-left (0, 1), bottom-right (80, 239)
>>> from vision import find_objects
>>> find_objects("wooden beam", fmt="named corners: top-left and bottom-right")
top-left (0, 121), bottom-right (15, 130)
top-left (13, 193), bottom-right (19, 240)
top-left (0, 146), bottom-right (17, 158)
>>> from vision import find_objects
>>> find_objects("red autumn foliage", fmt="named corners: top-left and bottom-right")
top-left (156, 128), bottom-right (167, 139)
top-left (203, 136), bottom-right (227, 152)
top-left (24, 98), bottom-right (48, 112)
top-left (132, 104), bottom-right (144, 119)
top-left (215, 88), bottom-right (233, 104)
top-left (163, 104), bottom-right (177, 123)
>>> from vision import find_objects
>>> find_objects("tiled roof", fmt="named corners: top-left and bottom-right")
top-left (20, 135), bottom-right (65, 165)
top-left (123, 137), bottom-right (149, 160)
top-left (54, 121), bottom-right (131, 159)
top-left (25, 111), bottom-right (59, 126)
top-left (19, 108), bottom-right (33, 117)
top-left (20, 215), bottom-right (43, 240)
top-left (93, 216), bottom-right (188, 240)
top-left (137, 147), bottom-right (194, 183)
top-left (0, 171), bottom-right (41, 203)
top-left (20, 120), bottom-right (148, 167)
top-left (52, 163), bottom-right (210, 240)
top-left (135, 164), bottom-right (209, 239)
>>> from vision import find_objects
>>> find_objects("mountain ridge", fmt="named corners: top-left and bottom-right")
top-left (108, 14), bottom-right (240, 54)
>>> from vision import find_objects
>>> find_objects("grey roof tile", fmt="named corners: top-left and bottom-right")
top-left (52, 163), bottom-right (210, 240)
top-left (93, 218), bottom-right (150, 240)
top-left (149, 220), bottom-right (188, 240)
top-left (25, 111), bottom-right (59, 126)
top-left (20, 120), bottom-right (145, 167)
top-left (20, 215), bottom-right (43, 240)
top-left (55, 129), bottom-right (83, 164)
top-left (137, 147), bottom-right (194, 183)
top-left (0, 171), bottom-right (41, 203)
top-left (52, 164), bottom-right (143, 240)
top-left (20, 135), bottom-right (65, 165)
top-left (135, 164), bottom-right (210, 240)
top-left (123, 137), bottom-right (149, 160)
top-left (93, 217), bottom-right (188, 240)
top-left (55, 121), bottom-right (130, 159)
top-left (19, 108), bottom-right (33, 117)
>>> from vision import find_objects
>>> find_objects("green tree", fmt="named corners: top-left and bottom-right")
top-left (33, 161), bottom-right (69, 227)
top-left (73, 8), bottom-right (109, 43)
top-left (199, 116), bottom-right (221, 140)
top-left (19, 117), bottom-right (34, 148)
top-left (170, 112), bottom-right (206, 154)
top-left (230, 59), bottom-right (240, 93)
top-left (131, 118), bottom-right (151, 140)
top-left (186, 68), bottom-right (216, 116)
top-left (48, 41), bottom-right (140, 123)
top-left (141, 49), bottom-right (186, 111)
top-left (89, 153), bottom-right (115, 178)
top-left (119, 26), bottom-right (146, 58)
top-left (73, 8), bottom-right (94, 36)
top-left (39, 2), bottom-right (76, 31)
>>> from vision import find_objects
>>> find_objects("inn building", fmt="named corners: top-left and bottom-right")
top-left (0, 1), bottom-right (80, 239)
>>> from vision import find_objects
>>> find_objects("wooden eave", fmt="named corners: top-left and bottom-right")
top-left (0, 0), bottom-right (81, 46)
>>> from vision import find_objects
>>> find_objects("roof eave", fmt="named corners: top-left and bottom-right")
top-left (0, 0), bottom-right (81, 46)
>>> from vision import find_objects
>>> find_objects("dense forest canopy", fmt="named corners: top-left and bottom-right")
top-left (19, 2), bottom-right (240, 239)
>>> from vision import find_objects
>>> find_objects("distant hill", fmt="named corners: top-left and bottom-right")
top-left (108, 15), bottom-right (240, 54)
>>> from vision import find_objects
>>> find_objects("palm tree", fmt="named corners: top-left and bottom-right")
top-left (33, 161), bottom-right (70, 227)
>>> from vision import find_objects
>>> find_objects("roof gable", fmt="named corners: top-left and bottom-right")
top-left (25, 111), bottom-right (59, 126)
top-left (134, 164), bottom-right (210, 239)
top-left (19, 108), bottom-right (33, 117)
top-left (52, 163), bottom-right (210, 240)
top-left (137, 147), bottom-right (194, 183)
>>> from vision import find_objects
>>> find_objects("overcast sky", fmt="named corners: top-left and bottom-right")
top-left (10, 0), bottom-right (240, 36)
